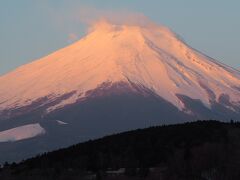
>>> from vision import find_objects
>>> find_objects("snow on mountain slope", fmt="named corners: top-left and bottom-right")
top-left (0, 123), bottom-right (45, 142)
top-left (56, 120), bottom-right (68, 125)
top-left (0, 20), bottom-right (240, 116)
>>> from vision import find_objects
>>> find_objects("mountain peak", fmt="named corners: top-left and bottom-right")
top-left (87, 19), bottom-right (176, 40)
top-left (0, 21), bottom-right (240, 116)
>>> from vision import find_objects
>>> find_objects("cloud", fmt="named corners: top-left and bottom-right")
top-left (73, 6), bottom-right (159, 29)
top-left (71, 6), bottom-right (169, 37)
top-left (37, 2), bottom-right (164, 41)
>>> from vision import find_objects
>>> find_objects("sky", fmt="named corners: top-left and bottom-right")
top-left (0, 0), bottom-right (239, 75)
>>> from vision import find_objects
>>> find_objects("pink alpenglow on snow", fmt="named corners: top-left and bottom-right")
top-left (0, 20), bottom-right (240, 115)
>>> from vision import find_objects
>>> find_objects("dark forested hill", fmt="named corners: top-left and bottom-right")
top-left (1, 120), bottom-right (240, 180)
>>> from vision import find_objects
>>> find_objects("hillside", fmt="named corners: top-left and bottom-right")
top-left (1, 120), bottom-right (240, 180)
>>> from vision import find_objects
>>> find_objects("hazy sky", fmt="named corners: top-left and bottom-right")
top-left (0, 0), bottom-right (239, 75)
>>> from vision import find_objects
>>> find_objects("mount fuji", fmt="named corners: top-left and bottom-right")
top-left (0, 20), bottom-right (240, 163)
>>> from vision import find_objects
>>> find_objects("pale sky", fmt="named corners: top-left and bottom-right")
top-left (0, 0), bottom-right (239, 75)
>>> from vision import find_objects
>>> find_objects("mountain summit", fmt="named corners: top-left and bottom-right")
top-left (0, 20), bottom-right (240, 163)
top-left (0, 20), bottom-right (240, 117)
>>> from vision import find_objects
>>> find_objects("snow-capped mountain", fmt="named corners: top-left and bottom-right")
top-left (0, 20), bottom-right (240, 163)
top-left (0, 20), bottom-right (240, 117)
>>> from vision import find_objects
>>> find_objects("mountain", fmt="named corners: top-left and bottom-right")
top-left (1, 21), bottom-right (240, 117)
top-left (0, 20), bottom-right (240, 163)
top-left (1, 121), bottom-right (240, 180)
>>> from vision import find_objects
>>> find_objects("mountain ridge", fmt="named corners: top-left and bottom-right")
top-left (1, 120), bottom-right (240, 180)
